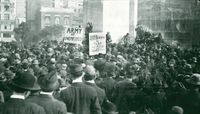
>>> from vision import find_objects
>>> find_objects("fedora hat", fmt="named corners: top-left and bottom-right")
top-left (94, 59), bottom-right (107, 71)
top-left (186, 74), bottom-right (200, 85)
top-left (32, 59), bottom-right (39, 65)
top-left (69, 64), bottom-right (83, 74)
top-left (12, 72), bottom-right (40, 90)
top-left (38, 71), bottom-right (60, 91)
top-left (102, 101), bottom-right (118, 114)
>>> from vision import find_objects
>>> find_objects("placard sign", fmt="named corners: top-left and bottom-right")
top-left (89, 33), bottom-right (106, 56)
top-left (63, 27), bottom-right (83, 44)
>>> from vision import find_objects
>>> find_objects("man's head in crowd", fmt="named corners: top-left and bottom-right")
top-left (69, 64), bottom-right (84, 80)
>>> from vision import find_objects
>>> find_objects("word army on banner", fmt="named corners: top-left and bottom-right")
top-left (63, 27), bottom-right (83, 44)
top-left (89, 33), bottom-right (106, 56)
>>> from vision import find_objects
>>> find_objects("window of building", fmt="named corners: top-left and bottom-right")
top-left (4, 5), bottom-right (9, 11)
top-left (55, 17), bottom-right (60, 24)
top-left (64, 17), bottom-right (70, 25)
top-left (79, 9), bottom-right (81, 12)
top-left (4, 24), bottom-right (11, 30)
top-left (4, 14), bottom-right (9, 20)
top-left (74, 9), bottom-right (77, 12)
top-left (3, 33), bottom-right (11, 38)
top-left (45, 16), bottom-right (50, 25)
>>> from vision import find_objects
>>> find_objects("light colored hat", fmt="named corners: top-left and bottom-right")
top-left (186, 74), bottom-right (200, 85)
top-left (50, 58), bottom-right (56, 63)
top-left (171, 106), bottom-right (183, 114)
top-left (62, 64), bottom-right (67, 70)
top-left (32, 60), bottom-right (39, 65)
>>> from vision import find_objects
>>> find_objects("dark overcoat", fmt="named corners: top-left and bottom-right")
top-left (85, 82), bottom-right (107, 106)
top-left (26, 94), bottom-right (67, 114)
top-left (59, 82), bottom-right (102, 114)
top-left (0, 98), bottom-right (46, 114)
top-left (98, 77), bottom-right (116, 101)
top-left (112, 80), bottom-right (136, 113)
top-left (176, 90), bottom-right (200, 114)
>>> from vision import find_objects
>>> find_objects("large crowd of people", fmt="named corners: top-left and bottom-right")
top-left (0, 31), bottom-right (200, 114)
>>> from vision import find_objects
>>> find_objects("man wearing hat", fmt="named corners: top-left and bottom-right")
top-left (0, 72), bottom-right (46, 114)
top-left (83, 65), bottom-right (107, 106)
top-left (176, 74), bottom-right (200, 114)
top-left (31, 59), bottom-right (40, 76)
top-left (27, 71), bottom-right (67, 114)
top-left (112, 70), bottom-right (137, 114)
top-left (59, 64), bottom-right (101, 114)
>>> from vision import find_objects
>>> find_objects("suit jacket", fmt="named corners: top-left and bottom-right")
top-left (112, 79), bottom-right (137, 113)
top-left (98, 77), bottom-right (116, 101)
top-left (176, 90), bottom-right (200, 114)
top-left (26, 94), bottom-right (67, 114)
top-left (59, 82), bottom-right (102, 114)
top-left (0, 98), bottom-right (46, 114)
top-left (144, 92), bottom-right (167, 114)
top-left (85, 82), bottom-right (107, 106)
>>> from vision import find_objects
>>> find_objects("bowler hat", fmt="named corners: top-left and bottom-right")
top-left (12, 72), bottom-right (40, 90)
top-left (186, 74), bottom-right (200, 85)
top-left (22, 62), bottom-right (30, 69)
top-left (167, 106), bottom-right (184, 114)
top-left (38, 71), bottom-right (60, 91)
top-left (50, 58), bottom-right (56, 64)
top-left (102, 101), bottom-right (118, 114)
top-left (32, 59), bottom-right (39, 65)
top-left (69, 64), bottom-right (83, 74)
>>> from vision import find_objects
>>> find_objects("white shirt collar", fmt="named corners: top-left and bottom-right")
top-left (73, 77), bottom-right (83, 83)
top-left (40, 91), bottom-right (53, 95)
top-left (10, 95), bottom-right (25, 100)
top-left (87, 80), bottom-right (95, 84)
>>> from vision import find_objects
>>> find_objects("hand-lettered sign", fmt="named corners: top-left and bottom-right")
top-left (63, 27), bottom-right (83, 44)
top-left (89, 33), bottom-right (106, 56)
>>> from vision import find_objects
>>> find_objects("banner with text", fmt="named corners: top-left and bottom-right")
top-left (89, 33), bottom-right (106, 56)
top-left (63, 27), bottom-right (83, 44)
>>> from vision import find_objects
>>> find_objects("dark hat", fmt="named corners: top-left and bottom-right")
top-left (69, 64), bottom-right (83, 74)
top-left (22, 62), bottom-right (30, 69)
top-left (102, 101), bottom-right (118, 114)
top-left (126, 70), bottom-right (135, 78)
top-left (38, 71), bottom-right (60, 91)
top-left (12, 72), bottom-right (40, 90)
top-left (94, 59), bottom-right (107, 71)
top-left (74, 58), bottom-right (84, 64)
top-left (186, 74), bottom-right (200, 85)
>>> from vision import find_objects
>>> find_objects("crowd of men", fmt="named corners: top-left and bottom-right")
top-left (0, 39), bottom-right (200, 114)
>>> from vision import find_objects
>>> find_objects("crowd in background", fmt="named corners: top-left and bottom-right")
top-left (0, 31), bottom-right (200, 114)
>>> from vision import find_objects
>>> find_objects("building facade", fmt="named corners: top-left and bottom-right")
top-left (26, 0), bottom-right (67, 31)
top-left (66, 0), bottom-right (84, 27)
top-left (0, 0), bottom-right (16, 42)
top-left (138, 0), bottom-right (193, 48)
top-left (35, 7), bottom-right (74, 31)
top-left (83, 0), bottom-right (103, 32)
top-left (16, 0), bottom-right (26, 26)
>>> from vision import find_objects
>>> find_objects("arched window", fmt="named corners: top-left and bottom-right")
top-left (45, 16), bottom-right (50, 24)
top-left (55, 17), bottom-right (60, 24)
top-left (64, 17), bottom-right (69, 25)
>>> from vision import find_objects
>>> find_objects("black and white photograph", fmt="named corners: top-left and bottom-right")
top-left (0, 0), bottom-right (200, 114)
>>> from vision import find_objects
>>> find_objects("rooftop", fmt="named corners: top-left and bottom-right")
top-left (40, 7), bottom-right (74, 13)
